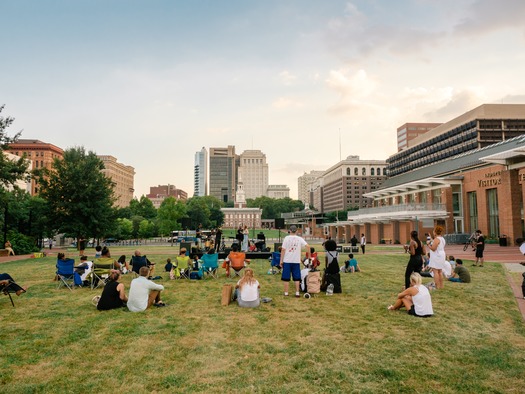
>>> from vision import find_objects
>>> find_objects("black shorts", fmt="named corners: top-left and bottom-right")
top-left (475, 249), bottom-right (484, 258)
top-left (408, 305), bottom-right (432, 318)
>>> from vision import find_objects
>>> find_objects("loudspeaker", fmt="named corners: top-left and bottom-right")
top-left (275, 218), bottom-right (285, 229)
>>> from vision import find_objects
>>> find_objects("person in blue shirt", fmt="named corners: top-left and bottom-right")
top-left (344, 254), bottom-right (362, 273)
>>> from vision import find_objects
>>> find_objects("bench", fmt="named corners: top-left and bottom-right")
top-left (0, 249), bottom-right (9, 257)
top-left (380, 238), bottom-right (392, 244)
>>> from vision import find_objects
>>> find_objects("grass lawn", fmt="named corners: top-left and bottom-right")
top-left (1, 247), bottom-right (525, 393)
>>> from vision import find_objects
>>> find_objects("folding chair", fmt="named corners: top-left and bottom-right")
top-left (91, 257), bottom-right (115, 289)
top-left (201, 253), bottom-right (219, 279)
top-left (1, 280), bottom-right (26, 307)
top-left (269, 251), bottom-right (282, 274)
top-left (56, 258), bottom-right (77, 291)
top-left (229, 251), bottom-right (248, 277)
top-left (130, 255), bottom-right (148, 277)
top-left (176, 255), bottom-right (191, 279)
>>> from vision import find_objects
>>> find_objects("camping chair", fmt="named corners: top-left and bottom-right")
top-left (1, 280), bottom-right (26, 307)
top-left (91, 257), bottom-right (115, 289)
top-left (176, 255), bottom-right (192, 279)
top-left (201, 253), bottom-right (219, 279)
top-left (269, 251), bottom-right (281, 274)
top-left (56, 258), bottom-right (77, 291)
top-left (228, 251), bottom-right (249, 277)
top-left (130, 255), bottom-right (148, 277)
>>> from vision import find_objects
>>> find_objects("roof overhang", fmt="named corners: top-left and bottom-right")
top-left (480, 146), bottom-right (525, 170)
top-left (364, 176), bottom-right (463, 200)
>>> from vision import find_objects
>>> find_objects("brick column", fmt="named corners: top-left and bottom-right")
top-left (500, 169), bottom-right (522, 243)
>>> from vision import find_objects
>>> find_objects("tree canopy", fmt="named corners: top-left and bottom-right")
top-left (0, 105), bottom-right (29, 189)
top-left (36, 146), bottom-right (116, 241)
top-left (157, 196), bottom-right (187, 235)
top-left (247, 196), bottom-right (304, 219)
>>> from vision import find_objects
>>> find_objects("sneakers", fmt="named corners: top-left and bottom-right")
top-left (295, 292), bottom-right (300, 298)
top-left (284, 292), bottom-right (288, 296)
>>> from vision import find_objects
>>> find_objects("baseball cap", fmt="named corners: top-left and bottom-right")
top-left (289, 225), bottom-right (297, 233)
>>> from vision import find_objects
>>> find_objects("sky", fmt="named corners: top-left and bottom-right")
top-left (1, 0), bottom-right (525, 200)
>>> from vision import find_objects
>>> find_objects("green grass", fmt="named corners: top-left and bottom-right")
top-left (1, 248), bottom-right (525, 393)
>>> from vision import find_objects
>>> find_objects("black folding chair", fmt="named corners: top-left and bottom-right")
top-left (1, 280), bottom-right (26, 307)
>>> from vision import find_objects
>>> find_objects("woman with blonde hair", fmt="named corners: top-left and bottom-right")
top-left (387, 272), bottom-right (433, 317)
top-left (235, 267), bottom-right (260, 308)
top-left (426, 225), bottom-right (447, 289)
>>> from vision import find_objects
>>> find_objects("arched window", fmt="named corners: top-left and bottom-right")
top-left (377, 168), bottom-right (381, 176)
top-left (354, 167), bottom-right (358, 176)
top-left (371, 168), bottom-right (375, 176)
top-left (346, 168), bottom-right (351, 176)
top-left (362, 167), bottom-right (366, 176)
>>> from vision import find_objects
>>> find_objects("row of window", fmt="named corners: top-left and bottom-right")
top-left (345, 167), bottom-right (384, 176)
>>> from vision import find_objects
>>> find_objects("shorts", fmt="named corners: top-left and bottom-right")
top-left (408, 305), bottom-right (432, 318)
top-left (475, 249), bottom-right (484, 258)
top-left (281, 263), bottom-right (301, 282)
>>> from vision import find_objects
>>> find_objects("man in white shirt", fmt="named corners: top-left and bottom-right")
top-left (280, 225), bottom-right (310, 297)
top-left (127, 266), bottom-right (165, 312)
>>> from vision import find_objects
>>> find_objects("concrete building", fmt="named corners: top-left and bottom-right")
top-left (194, 147), bottom-right (207, 197)
top-left (319, 156), bottom-right (387, 213)
top-left (298, 170), bottom-right (324, 204)
top-left (325, 104), bottom-right (525, 245)
top-left (146, 184), bottom-right (188, 209)
top-left (209, 145), bottom-right (237, 203)
top-left (221, 177), bottom-right (262, 229)
top-left (267, 184), bottom-right (290, 199)
top-left (396, 122), bottom-right (442, 151)
top-left (98, 155), bottom-right (135, 208)
top-left (237, 150), bottom-right (269, 199)
top-left (7, 139), bottom-right (63, 195)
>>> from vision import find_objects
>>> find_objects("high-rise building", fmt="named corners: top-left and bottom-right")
top-left (209, 145), bottom-right (237, 203)
top-left (97, 155), bottom-right (135, 208)
top-left (298, 170), bottom-right (324, 204)
top-left (396, 123), bottom-right (442, 151)
top-left (238, 150), bottom-right (268, 199)
top-left (7, 139), bottom-right (64, 195)
top-left (3, 151), bottom-right (32, 193)
top-left (194, 147), bottom-right (207, 197)
top-left (321, 156), bottom-right (387, 212)
top-left (267, 185), bottom-right (290, 199)
top-left (147, 184), bottom-right (187, 208)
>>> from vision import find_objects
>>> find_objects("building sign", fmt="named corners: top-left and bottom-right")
top-left (478, 170), bottom-right (501, 188)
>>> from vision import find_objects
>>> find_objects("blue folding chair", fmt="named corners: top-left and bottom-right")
top-left (201, 253), bottom-right (219, 279)
top-left (131, 255), bottom-right (148, 277)
top-left (56, 258), bottom-right (79, 291)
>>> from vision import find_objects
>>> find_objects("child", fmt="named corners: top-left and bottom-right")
top-left (344, 254), bottom-right (362, 273)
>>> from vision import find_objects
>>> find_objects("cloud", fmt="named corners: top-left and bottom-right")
top-left (453, 0), bottom-right (525, 37)
top-left (422, 88), bottom-right (487, 121)
top-left (279, 70), bottom-right (298, 86)
top-left (272, 97), bottom-right (304, 109)
top-left (325, 68), bottom-right (378, 114)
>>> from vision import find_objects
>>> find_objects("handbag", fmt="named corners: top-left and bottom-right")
top-left (221, 284), bottom-right (233, 306)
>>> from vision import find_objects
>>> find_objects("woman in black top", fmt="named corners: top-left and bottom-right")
top-left (97, 270), bottom-right (128, 311)
top-left (404, 231), bottom-right (424, 289)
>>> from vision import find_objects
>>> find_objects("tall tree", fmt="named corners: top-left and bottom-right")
top-left (185, 197), bottom-right (211, 229)
top-left (0, 105), bottom-right (29, 188)
top-left (36, 147), bottom-right (116, 244)
top-left (157, 196), bottom-right (186, 235)
top-left (129, 196), bottom-right (157, 219)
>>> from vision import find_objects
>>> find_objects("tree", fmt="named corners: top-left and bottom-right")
top-left (248, 196), bottom-right (304, 219)
top-left (115, 218), bottom-right (133, 239)
top-left (129, 196), bottom-right (157, 219)
top-left (198, 196), bottom-right (224, 228)
top-left (157, 197), bottom-right (186, 235)
top-left (36, 147), bottom-right (116, 244)
top-left (0, 105), bottom-right (29, 189)
top-left (185, 197), bottom-right (211, 229)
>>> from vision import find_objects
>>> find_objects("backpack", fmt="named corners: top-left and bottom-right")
top-left (306, 270), bottom-right (321, 294)
top-left (326, 252), bottom-right (340, 274)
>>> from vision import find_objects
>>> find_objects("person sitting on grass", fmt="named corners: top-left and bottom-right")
top-left (0, 273), bottom-right (27, 295)
top-left (343, 254), bottom-right (362, 273)
top-left (97, 270), bottom-right (128, 311)
top-left (448, 259), bottom-right (471, 283)
top-left (127, 266), bottom-right (165, 312)
top-left (387, 272), bottom-right (433, 318)
top-left (234, 267), bottom-right (260, 308)
top-left (94, 245), bottom-right (102, 258)
top-left (224, 243), bottom-right (251, 277)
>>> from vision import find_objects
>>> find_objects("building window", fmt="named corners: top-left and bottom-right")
top-left (432, 189), bottom-right (441, 205)
top-left (487, 189), bottom-right (499, 238)
top-left (354, 168), bottom-right (358, 176)
top-left (377, 168), bottom-right (381, 176)
top-left (371, 168), bottom-right (375, 176)
top-left (346, 168), bottom-right (350, 176)
top-left (362, 167), bottom-right (366, 176)
top-left (467, 191), bottom-right (478, 233)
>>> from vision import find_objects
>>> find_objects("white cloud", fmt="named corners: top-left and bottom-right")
top-left (279, 70), bottom-right (298, 86)
top-left (325, 68), bottom-right (378, 114)
top-left (272, 97), bottom-right (304, 109)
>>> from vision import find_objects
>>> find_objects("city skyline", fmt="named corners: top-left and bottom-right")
top-left (2, 0), bottom-right (524, 199)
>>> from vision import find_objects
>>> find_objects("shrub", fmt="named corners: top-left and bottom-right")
top-left (7, 230), bottom-right (40, 254)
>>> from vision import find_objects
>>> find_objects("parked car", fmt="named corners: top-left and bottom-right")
top-left (103, 238), bottom-right (119, 245)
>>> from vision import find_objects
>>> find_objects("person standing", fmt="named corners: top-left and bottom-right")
top-left (215, 227), bottom-right (223, 251)
top-left (404, 231), bottom-right (424, 289)
top-left (473, 229), bottom-right (485, 267)
top-left (426, 225), bottom-right (447, 289)
top-left (360, 233), bottom-right (366, 254)
top-left (280, 225), bottom-right (310, 297)
top-left (242, 225), bottom-right (249, 252)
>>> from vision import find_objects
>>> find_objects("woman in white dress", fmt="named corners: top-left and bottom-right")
top-left (426, 225), bottom-right (446, 289)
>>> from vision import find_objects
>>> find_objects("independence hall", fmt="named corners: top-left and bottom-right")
top-left (326, 104), bottom-right (525, 245)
